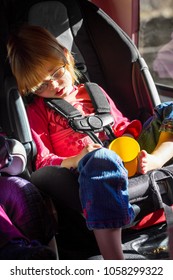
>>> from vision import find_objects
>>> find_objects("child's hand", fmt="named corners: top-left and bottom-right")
top-left (122, 133), bottom-right (134, 139)
top-left (61, 143), bottom-right (102, 169)
top-left (73, 143), bottom-right (102, 168)
top-left (78, 143), bottom-right (102, 161)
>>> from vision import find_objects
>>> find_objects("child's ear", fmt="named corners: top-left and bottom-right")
top-left (64, 48), bottom-right (69, 59)
top-left (63, 48), bottom-right (71, 63)
top-left (64, 48), bottom-right (68, 54)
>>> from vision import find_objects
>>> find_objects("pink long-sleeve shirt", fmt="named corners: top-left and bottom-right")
top-left (27, 84), bottom-right (142, 169)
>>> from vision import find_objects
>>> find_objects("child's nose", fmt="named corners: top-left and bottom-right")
top-left (50, 79), bottom-right (60, 88)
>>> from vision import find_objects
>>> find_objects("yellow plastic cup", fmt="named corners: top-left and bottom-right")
top-left (109, 136), bottom-right (140, 177)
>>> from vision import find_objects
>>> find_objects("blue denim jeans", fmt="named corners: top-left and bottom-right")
top-left (78, 148), bottom-right (135, 230)
top-left (0, 176), bottom-right (55, 248)
top-left (138, 101), bottom-right (173, 153)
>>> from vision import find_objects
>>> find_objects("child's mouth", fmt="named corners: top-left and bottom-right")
top-left (55, 88), bottom-right (64, 97)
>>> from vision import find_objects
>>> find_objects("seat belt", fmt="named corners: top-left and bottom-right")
top-left (44, 82), bottom-right (115, 145)
top-left (149, 168), bottom-right (173, 259)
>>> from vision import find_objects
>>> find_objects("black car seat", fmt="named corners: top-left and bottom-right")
top-left (1, 0), bottom-right (173, 259)
top-left (2, 0), bottom-right (161, 171)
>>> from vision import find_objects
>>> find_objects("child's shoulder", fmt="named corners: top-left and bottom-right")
top-left (27, 96), bottom-right (46, 112)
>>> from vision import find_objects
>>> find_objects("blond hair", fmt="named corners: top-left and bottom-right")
top-left (7, 25), bottom-right (79, 95)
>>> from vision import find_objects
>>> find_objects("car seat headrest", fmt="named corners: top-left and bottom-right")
top-left (28, 1), bottom-right (85, 65)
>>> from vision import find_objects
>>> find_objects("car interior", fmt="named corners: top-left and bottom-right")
top-left (0, 0), bottom-right (173, 259)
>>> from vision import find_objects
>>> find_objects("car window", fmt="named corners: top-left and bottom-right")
top-left (139, 0), bottom-right (173, 87)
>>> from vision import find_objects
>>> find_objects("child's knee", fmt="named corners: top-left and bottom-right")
top-left (78, 147), bottom-right (126, 175)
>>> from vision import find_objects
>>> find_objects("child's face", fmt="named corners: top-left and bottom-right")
top-left (32, 64), bottom-right (74, 99)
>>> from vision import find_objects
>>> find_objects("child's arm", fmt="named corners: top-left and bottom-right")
top-left (99, 87), bottom-right (142, 139)
top-left (27, 100), bottom-right (66, 169)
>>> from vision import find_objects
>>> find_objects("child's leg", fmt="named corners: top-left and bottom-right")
top-left (93, 228), bottom-right (124, 260)
top-left (78, 148), bottom-right (134, 260)
top-left (138, 131), bottom-right (173, 174)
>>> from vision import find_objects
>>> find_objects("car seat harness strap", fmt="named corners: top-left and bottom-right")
top-left (44, 82), bottom-right (116, 145)
top-left (149, 168), bottom-right (173, 227)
